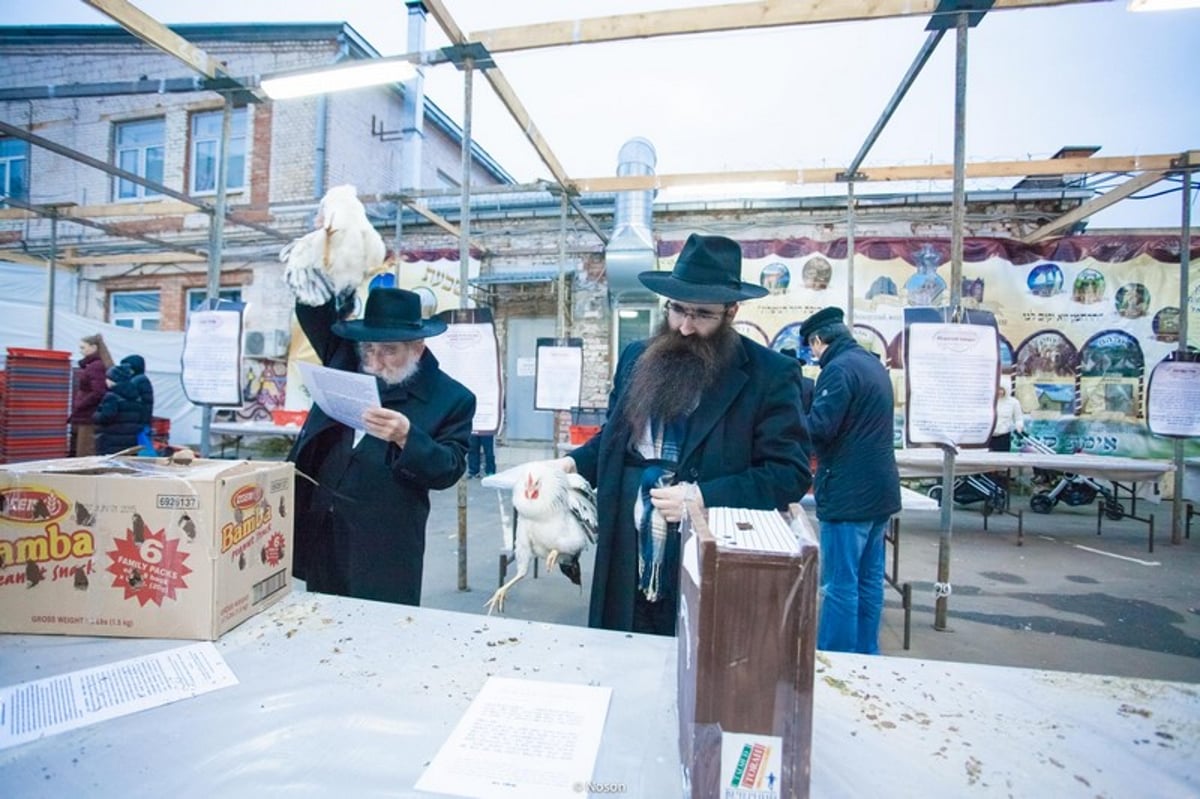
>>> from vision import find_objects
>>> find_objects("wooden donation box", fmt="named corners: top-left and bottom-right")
top-left (677, 503), bottom-right (819, 799)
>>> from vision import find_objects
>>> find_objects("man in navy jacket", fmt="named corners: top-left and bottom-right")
top-left (801, 306), bottom-right (901, 654)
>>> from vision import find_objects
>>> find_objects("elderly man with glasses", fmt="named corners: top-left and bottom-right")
top-left (557, 233), bottom-right (812, 635)
top-left (288, 288), bottom-right (475, 606)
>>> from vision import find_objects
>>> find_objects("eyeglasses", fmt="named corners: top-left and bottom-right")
top-left (665, 301), bottom-right (726, 324)
top-left (357, 342), bottom-right (407, 358)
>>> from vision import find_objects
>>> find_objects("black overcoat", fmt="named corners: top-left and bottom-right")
top-left (570, 334), bottom-right (812, 631)
top-left (288, 300), bottom-right (474, 605)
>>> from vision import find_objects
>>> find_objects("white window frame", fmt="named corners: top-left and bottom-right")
top-left (110, 291), bottom-right (161, 331)
top-left (0, 138), bottom-right (29, 205)
top-left (189, 108), bottom-right (247, 196)
top-left (186, 287), bottom-right (242, 320)
top-left (113, 118), bottom-right (165, 201)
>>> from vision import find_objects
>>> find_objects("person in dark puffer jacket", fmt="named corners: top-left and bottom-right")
top-left (94, 364), bottom-right (148, 455)
top-left (119, 354), bottom-right (155, 426)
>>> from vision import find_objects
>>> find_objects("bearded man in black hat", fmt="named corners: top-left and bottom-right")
top-left (289, 288), bottom-right (475, 605)
top-left (800, 305), bottom-right (900, 654)
top-left (558, 234), bottom-right (812, 635)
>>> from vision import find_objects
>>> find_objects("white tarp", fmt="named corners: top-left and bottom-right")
top-left (0, 261), bottom-right (201, 446)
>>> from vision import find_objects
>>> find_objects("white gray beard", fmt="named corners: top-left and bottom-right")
top-left (365, 358), bottom-right (420, 388)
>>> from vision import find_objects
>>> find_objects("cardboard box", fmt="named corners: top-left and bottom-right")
top-left (677, 503), bottom-right (819, 799)
top-left (0, 454), bottom-right (294, 640)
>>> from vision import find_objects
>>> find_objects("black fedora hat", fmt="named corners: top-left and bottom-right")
top-left (638, 233), bottom-right (768, 304)
top-left (798, 306), bottom-right (844, 342)
top-left (332, 288), bottom-right (447, 342)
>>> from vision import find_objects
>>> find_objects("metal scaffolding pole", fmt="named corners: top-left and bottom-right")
top-left (198, 95), bottom-right (233, 458)
top-left (45, 208), bottom-right (60, 348)
top-left (1172, 157), bottom-right (1192, 546)
top-left (846, 181), bottom-right (856, 326)
top-left (456, 58), bottom-right (474, 592)
top-left (935, 12), bottom-right (970, 632)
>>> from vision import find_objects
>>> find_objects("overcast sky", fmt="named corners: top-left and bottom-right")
top-left (8, 0), bottom-right (1200, 228)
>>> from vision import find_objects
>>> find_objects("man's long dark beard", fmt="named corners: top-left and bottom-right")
top-left (619, 316), bottom-right (739, 436)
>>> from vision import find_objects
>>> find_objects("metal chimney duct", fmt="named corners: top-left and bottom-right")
top-left (605, 137), bottom-right (658, 305)
top-left (401, 0), bottom-right (427, 190)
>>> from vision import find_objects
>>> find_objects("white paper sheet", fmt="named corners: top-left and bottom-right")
top-left (906, 322), bottom-right (998, 447)
top-left (415, 676), bottom-right (613, 799)
top-left (181, 307), bottom-right (244, 406)
top-left (296, 361), bottom-right (381, 431)
top-left (534, 343), bottom-right (583, 411)
top-left (0, 642), bottom-right (238, 751)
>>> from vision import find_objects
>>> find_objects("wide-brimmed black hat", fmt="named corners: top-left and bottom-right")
top-left (638, 233), bottom-right (768, 304)
top-left (332, 288), bottom-right (447, 342)
top-left (798, 306), bottom-right (844, 342)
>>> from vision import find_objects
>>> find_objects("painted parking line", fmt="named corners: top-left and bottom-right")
top-left (1073, 544), bottom-right (1160, 566)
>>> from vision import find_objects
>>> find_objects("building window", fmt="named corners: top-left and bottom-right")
top-left (615, 306), bottom-right (658, 375)
top-left (189, 108), bottom-right (247, 195)
top-left (186, 287), bottom-right (242, 316)
top-left (111, 291), bottom-right (161, 330)
top-left (114, 118), bottom-right (165, 200)
top-left (0, 138), bottom-right (29, 205)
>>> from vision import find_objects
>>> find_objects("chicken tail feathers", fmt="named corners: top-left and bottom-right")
top-left (280, 232), bottom-right (336, 307)
top-left (557, 556), bottom-right (582, 586)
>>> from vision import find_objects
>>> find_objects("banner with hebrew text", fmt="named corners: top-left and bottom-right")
top-left (657, 236), bottom-right (1200, 459)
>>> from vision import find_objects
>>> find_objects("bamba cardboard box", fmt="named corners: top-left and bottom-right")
top-left (0, 454), bottom-right (294, 640)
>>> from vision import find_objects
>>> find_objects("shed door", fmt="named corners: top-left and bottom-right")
top-left (505, 316), bottom-right (556, 442)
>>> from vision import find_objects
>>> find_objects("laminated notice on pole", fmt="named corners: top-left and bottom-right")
top-left (181, 301), bottom-right (244, 406)
top-left (904, 321), bottom-right (998, 448)
top-left (1146, 359), bottom-right (1200, 437)
top-left (534, 338), bottom-right (583, 411)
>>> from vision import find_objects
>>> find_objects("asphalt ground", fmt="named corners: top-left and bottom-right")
top-left (411, 446), bottom-right (1200, 684)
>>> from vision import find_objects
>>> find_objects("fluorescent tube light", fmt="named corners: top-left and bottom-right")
top-left (1128, 0), bottom-right (1200, 11)
top-left (261, 59), bottom-right (417, 100)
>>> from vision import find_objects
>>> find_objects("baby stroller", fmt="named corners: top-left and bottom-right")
top-left (927, 471), bottom-right (1008, 514)
top-left (1017, 433), bottom-right (1125, 519)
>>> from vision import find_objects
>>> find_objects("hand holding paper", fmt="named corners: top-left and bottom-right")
top-left (362, 405), bottom-right (412, 446)
top-left (296, 361), bottom-right (381, 431)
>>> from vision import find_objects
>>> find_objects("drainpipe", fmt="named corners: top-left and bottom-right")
top-left (402, 1), bottom-right (427, 191)
top-left (314, 38), bottom-right (350, 199)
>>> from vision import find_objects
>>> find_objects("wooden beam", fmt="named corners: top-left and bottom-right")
top-left (569, 153), bottom-right (1188, 193)
top-left (0, 200), bottom-right (198, 221)
top-left (471, 0), bottom-right (1102, 54)
top-left (481, 69), bottom-right (572, 189)
top-left (422, 0), bottom-right (601, 245)
top-left (1020, 170), bottom-right (1169, 243)
top-left (0, 251), bottom-right (50, 267)
top-left (60, 252), bottom-right (207, 265)
top-left (400, 198), bottom-right (487, 252)
top-left (81, 0), bottom-right (226, 79)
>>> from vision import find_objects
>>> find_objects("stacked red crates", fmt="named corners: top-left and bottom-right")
top-left (0, 348), bottom-right (72, 463)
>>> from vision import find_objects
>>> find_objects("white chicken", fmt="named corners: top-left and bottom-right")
top-left (279, 184), bottom-right (386, 312)
top-left (485, 462), bottom-right (597, 615)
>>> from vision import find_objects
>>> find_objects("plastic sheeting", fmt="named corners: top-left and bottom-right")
top-left (0, 261), bottom-right (202, 446)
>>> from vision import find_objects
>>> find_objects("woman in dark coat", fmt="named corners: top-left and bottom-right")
top-left (288, 289), bottom-right (475, 606)
top-left (94, 364), bottom-right (148, 455)
top-left (69, 333), bottom-right (113, 456)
